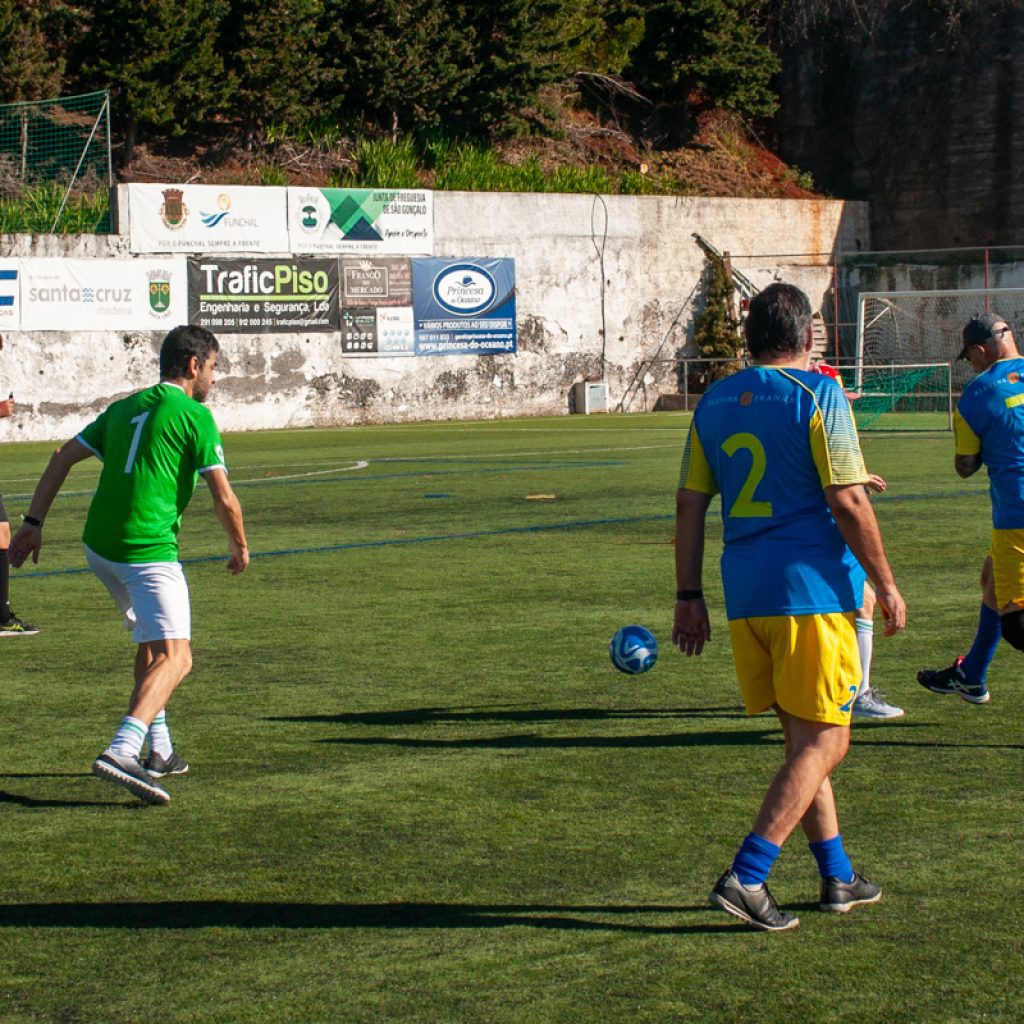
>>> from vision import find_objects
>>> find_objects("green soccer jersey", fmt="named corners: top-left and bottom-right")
top-left (76, 382), bottom-right (226, 563)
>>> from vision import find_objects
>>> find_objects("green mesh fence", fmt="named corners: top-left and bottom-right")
top-left (0, 90), bottom-right (112, 234)
top-left (853, 363), bottom-right (952, 432)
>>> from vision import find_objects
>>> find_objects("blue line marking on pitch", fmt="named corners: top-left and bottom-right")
top-left (14, 514), bottom-right (674, 579)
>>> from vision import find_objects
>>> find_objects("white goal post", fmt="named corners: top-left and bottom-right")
top-left (855, 286), bottom-right (1024, 394)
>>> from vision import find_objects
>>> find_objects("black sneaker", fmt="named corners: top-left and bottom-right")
top-left (709, 869), bottom-right (800, 931)
top-left (0, 613), bottom-right (39, 637)
top-left (144, 750), bottom-right (189, 778)
top-left (91, 749), bottom-right (170, 804)
top-left (917, 656), bottom-right (990, 704)
top-left (820, 873), bottom-right (882, 913)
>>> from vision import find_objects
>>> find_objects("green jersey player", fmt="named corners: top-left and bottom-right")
top-left (10, 326), bottom-right (248, 804)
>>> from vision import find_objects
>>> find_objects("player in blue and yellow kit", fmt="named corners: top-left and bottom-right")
top-left (674, 283), bottom-right (907, 931)
top-left (919, 313), bottom-right (1024, 703)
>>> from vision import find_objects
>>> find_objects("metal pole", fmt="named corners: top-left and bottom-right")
top-left (51, 94), bottom-right (107, 233)
top-left (832, 252), bottom-right (841, 362)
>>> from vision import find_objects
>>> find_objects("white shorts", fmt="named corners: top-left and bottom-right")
top-left (84, 545), bottom-right (191, 643)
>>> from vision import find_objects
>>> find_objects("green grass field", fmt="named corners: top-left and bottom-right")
top-left (0, 413), bottom-right (1020, 1023)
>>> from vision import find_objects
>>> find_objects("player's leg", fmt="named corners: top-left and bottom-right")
top-left (751, 713), bottom-right (850, 847)
top-left (919, 555), bottom-right (999, 703)
top-left (0, 499), bottom-right (38, 636)
top-left (994, 531), bottom-right (1024, 657)
top-left (89, 554), bottom-right (191, 803)
top-left (851, 584), bottom-right (903, 719)
top-left (708, 617), bottom-right (801, 930)
top-left (131, 647), bottom-right (188, 777)
top-left (776, 712), bottom-right (882, 912)
top-left (710, 613), bottom-right (861, 930)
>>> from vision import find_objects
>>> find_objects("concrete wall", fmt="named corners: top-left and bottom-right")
top-left (0, 190), bottom-right (869, 442)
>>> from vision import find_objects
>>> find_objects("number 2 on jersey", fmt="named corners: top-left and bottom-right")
top-left (124, 411), bottom-right (150, 474)
top-left (722, 432), bottom-right (773, 518)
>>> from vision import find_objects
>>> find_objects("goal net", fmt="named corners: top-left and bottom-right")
top-left (849, 362), bottom-right (952, 432)
top-left (853, 287), bottom-right (1024, 430)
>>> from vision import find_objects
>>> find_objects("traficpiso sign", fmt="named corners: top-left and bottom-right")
top-left (188, 258), bottom-right (339, 332)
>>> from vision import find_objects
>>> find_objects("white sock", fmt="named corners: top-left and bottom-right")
top-left (148, 710), bottom-right (173, 758)
top-left (855, 617), bottom-right (874, 697)
top-left (109, 716), bottom-right (148, 758)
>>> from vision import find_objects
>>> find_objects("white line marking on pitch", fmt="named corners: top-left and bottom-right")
top-left (234, 460), bottom-right (369, 483)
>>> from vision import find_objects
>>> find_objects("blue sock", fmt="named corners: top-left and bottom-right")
top-left (731, 833), bottom-right (781, 887)
top-left (961, 604), bottom-right (1001, 683)
top-left (809, 834), bottom-right (854, 882)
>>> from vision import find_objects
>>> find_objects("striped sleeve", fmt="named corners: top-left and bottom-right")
top-left (809, 383), bottom-right (868, 487)
top-left (678, 422), bottom-right (718, 494)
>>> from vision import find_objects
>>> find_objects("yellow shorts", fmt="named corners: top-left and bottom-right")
top-left (990, 529), bottom-right (1024, 610)
top-left (728, 611), bottom-right (861, 725)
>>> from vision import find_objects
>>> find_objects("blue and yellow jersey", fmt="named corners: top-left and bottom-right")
top-left (955, 357), bottom-right (1024, 529)
top-left (679, 367), bottom-right (869, 619)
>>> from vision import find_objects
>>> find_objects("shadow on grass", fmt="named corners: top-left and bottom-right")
top-left (0, 789), bottom-right (125, 809)
top-left (268, 706), bottom-right (750, 726)
top-left (0, 900), bottom-right (741, 934)
top-left (318, 730), bottom-right (778, 749)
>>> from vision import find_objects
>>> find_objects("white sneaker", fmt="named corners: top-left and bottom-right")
top-left (852, 687), bottom-right (904, 720)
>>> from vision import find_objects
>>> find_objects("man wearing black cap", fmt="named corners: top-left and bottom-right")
top-left (919, 312), bottom-right (1024, 702)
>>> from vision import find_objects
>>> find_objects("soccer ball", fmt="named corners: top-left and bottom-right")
top-left (609, 625), bottom-right (658, 675)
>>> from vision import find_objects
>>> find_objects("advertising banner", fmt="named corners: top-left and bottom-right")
top-left (341, 306), bottom-right (416, 356)
top-left (19, 258), bottom-right (188, 330)
top-left (128, 184), bottom-right (290, 253)
top-left (188, 257), bottom-right (339, 333)
top-left (0, 260), bottom-right (20, 328)
top-left (340, 256), bottom-right (412, 308)
top-left (288, 188), bottom-right (433, 255)
top-left (412, 258), bottom-right (516, 356)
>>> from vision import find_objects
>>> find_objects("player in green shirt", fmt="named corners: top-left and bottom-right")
top-left (10, 326), bottom-right (248, 804)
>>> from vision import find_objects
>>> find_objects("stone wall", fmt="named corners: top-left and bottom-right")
top-left (0, 190), bottom-right (868, 442)
top-left (774, 1), bottom-right (1024, 250)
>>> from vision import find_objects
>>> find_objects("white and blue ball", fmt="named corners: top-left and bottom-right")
top-left (609, 625), bottom-right (658, 675)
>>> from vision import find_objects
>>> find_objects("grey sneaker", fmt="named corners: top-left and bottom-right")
top-left (144, 749), bottom-right (189, 778)
top-left (852, 687), bottom-right (904, 720)
top-left (820, 873), bottom-right (882, 913)
top-left (709, 870), bottom-right (800, 931)
top-left (92, 749), bottom-right (170, 804)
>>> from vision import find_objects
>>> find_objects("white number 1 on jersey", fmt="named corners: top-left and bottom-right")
top-left (124, 411), bottom-right (150, 473)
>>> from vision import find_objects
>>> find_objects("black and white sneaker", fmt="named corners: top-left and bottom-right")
top-left (144, 750), bottom-right (189, 778)
top-left (92, 749), bottom-right (170, 804)
top-left (918, 656), bottom-right (990, 704)
top-left (820, 873), bottom-right (882, 913)
top-left (709, 870), bottom-right (800, 931)
top-left (0, 612), bottom-right (39, 637)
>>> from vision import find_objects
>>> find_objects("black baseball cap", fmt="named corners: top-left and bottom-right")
top-left (959, 313), bottom-right (1009, 360)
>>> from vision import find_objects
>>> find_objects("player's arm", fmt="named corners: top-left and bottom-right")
top-left (953, 408), bottom-right (982, 478)
top-left (825, 483), bottom-right (906, 636)
top-left (203, 467), bottom-right (249, 575)
top-left (9, 438), bottom-right (94, 566)
top-left (673, 487), bottom-right (713, 656)
top-left (954, 454), bottom-right (981, 478)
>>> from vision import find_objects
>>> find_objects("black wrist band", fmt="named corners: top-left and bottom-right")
top-left (676, 588), bottom-right (703, 600)
top-left (22, 515), bottom-right (42, 527)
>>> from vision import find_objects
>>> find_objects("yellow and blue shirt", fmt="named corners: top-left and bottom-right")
top-left (679, 367), bottom-right (869, 619)
top-left (955, 357), bottom-right (1024, 529)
